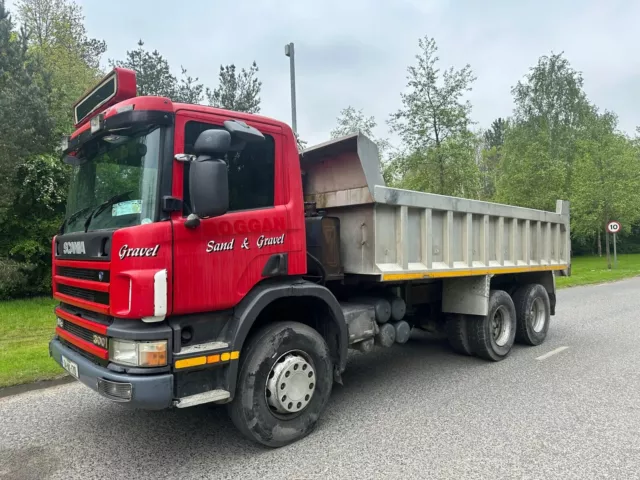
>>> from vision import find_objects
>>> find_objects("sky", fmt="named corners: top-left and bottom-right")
top-left (9, 0), bottom-right (640, 146)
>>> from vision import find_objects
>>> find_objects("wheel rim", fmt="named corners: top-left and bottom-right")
top-left (265, 350), bottom-right (316, 415)
top-left (531, 297), bottom-right (546, 333)
top-left (491, 305), bottom-right (512, 347)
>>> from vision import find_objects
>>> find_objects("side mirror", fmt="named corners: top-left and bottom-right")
top-left (189, 158), bottom-right (229, 219)
top-left (189, 129), bottom-right (230, 221)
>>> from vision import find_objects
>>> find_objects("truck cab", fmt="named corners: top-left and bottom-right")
top-left (51, 68), bottom-right (325, 412)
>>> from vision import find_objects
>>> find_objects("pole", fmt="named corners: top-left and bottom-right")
top-left (284, 42), bottom-right (297, 134)
top-left (605, 230), bottom-right (611, 270)
top-left (613, 232), bottom-right (617, 269)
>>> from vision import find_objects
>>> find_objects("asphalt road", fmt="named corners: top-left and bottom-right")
top-left (2, 278), bottom-right (640, 480)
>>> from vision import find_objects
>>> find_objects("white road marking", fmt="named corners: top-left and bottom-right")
top-left (536, 346), bottom-right (569, 360)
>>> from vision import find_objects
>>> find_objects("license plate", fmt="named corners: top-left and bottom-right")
top-left (61, 355), bottom-right (79, 379)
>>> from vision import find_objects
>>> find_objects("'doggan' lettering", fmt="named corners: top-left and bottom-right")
top-left (209, 217), bottom-right (285, 236)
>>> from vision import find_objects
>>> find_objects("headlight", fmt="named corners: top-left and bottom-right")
top-left (109, 339), bottom-right (167, 367)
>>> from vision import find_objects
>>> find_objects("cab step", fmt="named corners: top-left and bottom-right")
top-left (174, 389), bottom-right (231, 408)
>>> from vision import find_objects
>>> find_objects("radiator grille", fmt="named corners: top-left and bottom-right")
top-left (62, 319), bottom-right (95, 344)
top-left (57, 284), bottom-right (109, 305)
top-left (57, 266), bottom-right (110, 282)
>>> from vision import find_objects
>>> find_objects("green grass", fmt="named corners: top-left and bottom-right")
top-left (0, 297), bottom-right (63, 388)
top-left (0, 254), bottom-right (638, 388)
top-left (557, 253), bottom-right (640, 288)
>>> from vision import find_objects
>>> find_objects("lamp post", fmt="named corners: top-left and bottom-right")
top-left (284, 42), bottom-right (297, 134)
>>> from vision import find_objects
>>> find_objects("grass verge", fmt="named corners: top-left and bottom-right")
top-left (0, 297), bottom-right (63, 388)
top-left (556, 253), bottom-right (640, 288)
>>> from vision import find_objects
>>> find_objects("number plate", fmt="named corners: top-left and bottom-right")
top-left (61, 355), bottom-right (79, 379)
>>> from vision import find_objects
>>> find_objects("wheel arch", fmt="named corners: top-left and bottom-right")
top-left (225, 279), bottom-right (348, 398)
top-left (492, 270), bottom-right (557, 315)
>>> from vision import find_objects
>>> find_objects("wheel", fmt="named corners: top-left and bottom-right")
top-left (228, 321), bottom-right (333, 448)
top-left (468, 290), bottom-right (516, 361)
top-left (513, 284), bottom-right (551, 346)
top-left (445, 314), bottom-right (472, 356)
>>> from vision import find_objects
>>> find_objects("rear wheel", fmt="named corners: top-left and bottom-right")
top-left (468, 290), bottom-right (516, 361)
top-left (445, 314), bottom-right (472, 356)
top-left (513, 284), bottom-right (551, 346)
top-left (228, 321), bottom-right (333, 448)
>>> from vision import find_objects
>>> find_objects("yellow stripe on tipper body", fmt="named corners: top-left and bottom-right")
top-left (381, 264), bottom-right (567, 282)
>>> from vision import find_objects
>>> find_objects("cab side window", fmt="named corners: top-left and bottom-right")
top-left (183, 121), bottom-right (275, 214)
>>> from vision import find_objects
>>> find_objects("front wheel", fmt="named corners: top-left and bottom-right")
top-left (468, 290), bottom-right (517, 361)
top-left (228, 321), bottom-right (333, 448)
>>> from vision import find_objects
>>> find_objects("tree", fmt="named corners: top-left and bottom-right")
top-left (111, 40), bottom-right (205, 104)
top-left (206, 62), bottom-right (261, 113)
top-left (478, 118), bottom-right (508, 200)
top-left (331, 106), bottom-right (377, 138)
top-left (2, 155), bottom-right (69, 295)
top-left (484, 117), bottom-right (506, 149)
top-left (330, 106), bottom-right (391, 159)
top-left (17, 0), bottom-right (106, 69)
top-left (496, 121), bottom-right (568, 210)
top-left (111, 40), bottom-right (178, 98)
top-left (17, 0), bottom-right (106, 135)
top-left (387, 35), bottom-right (479, 196)
top-left (176, 66), bottom-right (204, 104)
top-left (390, 36), bottom-right (476, 151)
top-left (0, 1), bottom-right (56, 215)
top-left (571, 111), bottom-right (640, 266)
top-left (496, 53), bottom-right (594, 210)
top-left (387, 132), bottom-right (482, 197)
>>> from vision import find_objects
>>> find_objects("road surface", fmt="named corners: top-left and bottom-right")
top-left (2, 278), bottom-right (639, 479)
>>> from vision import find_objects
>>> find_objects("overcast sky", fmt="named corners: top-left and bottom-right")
top-left (11, 0), bottom-right (640, 146)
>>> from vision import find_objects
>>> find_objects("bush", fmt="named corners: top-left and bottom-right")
top-left (0, 257), bottom-right (29, 299)
top-left (0, 155), bottom-right (67, 299)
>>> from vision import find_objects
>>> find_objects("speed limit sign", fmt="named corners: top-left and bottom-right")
top-left (607, 221), bottom-right (621, 234)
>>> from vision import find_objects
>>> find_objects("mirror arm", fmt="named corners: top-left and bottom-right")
top-left (174, 153), bottom-right (196, 163)
top-left (185, 213), bottom-right (201, 229)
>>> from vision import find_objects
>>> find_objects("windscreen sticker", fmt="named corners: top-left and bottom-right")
top-left (112, 200), bottom-right (142, 217)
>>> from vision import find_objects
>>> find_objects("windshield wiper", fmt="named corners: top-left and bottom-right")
top-left (60, 206), bottom-right (94, 234)
top-left (84, 191), bottom-right (133, 232)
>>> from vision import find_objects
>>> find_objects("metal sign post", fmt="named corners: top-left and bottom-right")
top-left (284, 42), bottom-right (297, 134)
top-left (607, 221), bottom-right (621, 269)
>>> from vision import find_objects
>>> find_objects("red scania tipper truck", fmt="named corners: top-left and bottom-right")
top-left (50, 68), bottom-right (571, 447)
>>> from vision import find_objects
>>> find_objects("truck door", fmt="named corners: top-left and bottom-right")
top-left (171, 111), bottom-right (290, 315)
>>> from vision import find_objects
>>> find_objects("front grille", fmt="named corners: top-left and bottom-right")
top-left (62, 319), bottom-right (94, 344)
top-left (57, 266), bottom-right (110, 282)
top-left (58, 284), bottom-right (109, 305)
top-left (59, 303), bottom-right (111, 326)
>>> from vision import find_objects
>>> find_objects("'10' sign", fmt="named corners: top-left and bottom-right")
top-left (607, 221), bottom-right (621, 234)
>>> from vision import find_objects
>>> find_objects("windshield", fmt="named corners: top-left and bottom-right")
top-left (63, 127), bottom-right (163, 234)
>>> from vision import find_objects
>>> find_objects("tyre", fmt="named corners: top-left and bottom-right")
top-left (228, 321), bottom-right (333, 448)
top-left (445, 314), bottom-right (472, 356)
top-left (513, 284), bottom-right (551, 346)
top-left (468, 290), bottom-right (516, 361)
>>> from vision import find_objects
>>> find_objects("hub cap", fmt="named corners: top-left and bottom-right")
top-left (491, 305), bottom-right (512, 347)
top-left (531, 297), bottom-right (546, 332)
top-left (266, 351), bottom-right (316, 414)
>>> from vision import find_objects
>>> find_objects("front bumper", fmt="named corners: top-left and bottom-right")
top-left (49, 338), bottom-right (173, 409)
